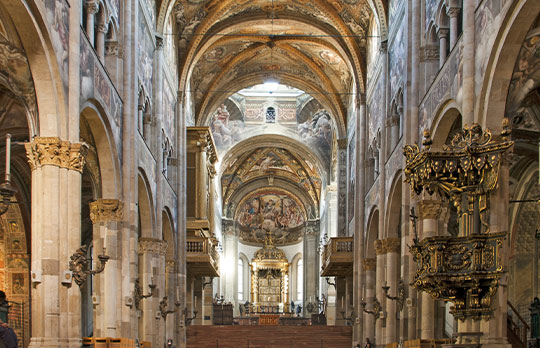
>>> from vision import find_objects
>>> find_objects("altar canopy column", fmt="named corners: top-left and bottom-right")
top-left (90, 199), bottom-right (123, 337)
top-left (304, 220), bottom-right (320, 316)
top-left (419, 200), bottom-right (442, 339)
top-left (25, 138), bottom-right (86, 348)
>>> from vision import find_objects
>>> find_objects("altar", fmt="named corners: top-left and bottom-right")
top-left (250, 232), bottom-right (290, 313)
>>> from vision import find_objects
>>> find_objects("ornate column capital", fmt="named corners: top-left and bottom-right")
top-left (138, 238), bottom-right (168, 256)
top-left (374, 238), bottom-right (401, 255)
top-left (85, 1), bottom-right (100, 15)
top-left (337, 138), bottom-right (348, 149)
top-left (385, 116), bottom-right (400, 127)
top-left (374, 239), bottom-right (385, 255)
top-left (363, 257), bottom-right (376, 271)
top-left (25, 137), bottom-right (88, 173)
top-left (105, 41), bottom-right (121, 56)
top-left (166, 260), bottom-right (177, 273)
top-left (89, 199), bottom-right (124, 224)
top-left (420, 46), bottom-right (439, 62)
top-left (156, 36), bottom-right (164, 50)
top-left (446, 7), bottom-right (460, 18)
top-left (437, 27), bottom-right (450, 39)
top-left (97, 23), bottom-right (108, 34)
top-left (418, 200), bottom-right (442, 220)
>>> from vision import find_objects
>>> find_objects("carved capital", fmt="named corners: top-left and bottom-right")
top-left (418, 200), bottom-right (442, 220)
top-left (384, 238), bottom-right (401, 253)
top-left (363, 258), bottom-right (376, 271)
top-left (337, 138), bottom-right (348, 149)
top-left (89, 199), bottom-right (123, 224)
top-left (85, 1), bottom-right (100, 15)
top-left (97, 23), bottom-right (108, 34)
top-left (437, 27), bottom-right (449, 39)
top-left (374, 238), bottom-right (400, 255)
top-left (446, 7), bottom-right (460, 18)
top-left (374, 239), bottom-right (385, 255)
top-left (138, 238), bottom-right (168, 256)
top-left (25, 137), bottom-right (88, 173)
top-left (156, 36), bottom-right (164, 49)
top-left (385, 116), bottom-right (400, 127)
top-left (379, 40), bottom-right (388, 54)
top-left (105, 41), bottom-right (120, 56)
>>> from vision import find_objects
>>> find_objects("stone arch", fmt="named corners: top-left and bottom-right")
top-left (430, 101), bottom-right (462, 149)
top-left (137, 170), bottom-right (155, 239)
top-left (479, 0), bottom-right (540, 130)
top-left (290, 252), bottom-right (303, 303)
top-left (385, 171), bottom-right (402, 240)
top-left (365, 207), bottom-right (379, 259)
top-left (80, 100), bottom-right (122, 198)
top-left (162, 209), bottom-right (175, 260)
top-left (1, 1), bottom-right (70, 137)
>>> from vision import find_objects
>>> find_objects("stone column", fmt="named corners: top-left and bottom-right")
top-left (138, 238), bottom-right (168, 344)
top-left (336, 277), bottom-right (347, 326)
top-left (374, 240), bottom-right (386, 347)
top-left (447, 8), bottom-right (460, 48)
top-left (222, 231), bottom-right (238, 310)
top-left (461, 0), bottom-right (475, 125)
top-left (419, 200), bottom-right (442, 339)
top-left (304, 221), bottom-right (320, 316)
top-left (165, 261), bottom-right (178, 343)
top-left (202, 277), bottom-right (214, 325)
top-left (193, 278), bottom-right (203, 325)
top-left (25, 138), bottom-right (86, 348)
top-left (385, 238), bottom-right (400, 344)
top-left (354, 101), bottom-right (367, 345)
top-left (437, 28), bottom-right (449, 68)
top-left (363, 258), bottom-right (377, 343)
top-left (85, 1), bottom-right (99, 45)
top-left (90, 199), bottom-right (123, 337)
top-left (96, 23), bottom-right (107, 61)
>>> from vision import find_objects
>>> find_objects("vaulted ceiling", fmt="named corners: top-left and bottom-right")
top-left (159, 0), bottom-right (386, 136)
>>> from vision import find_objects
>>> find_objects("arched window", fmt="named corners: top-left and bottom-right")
top-left (266, 107), bottom-right (276, 123)
top-left (297, 259), bottom-right (303, 302)
top-left (238, 258), bottom-right (244, 301)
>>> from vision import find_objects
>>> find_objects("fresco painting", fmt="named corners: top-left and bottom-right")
top-left (236, 191), bottom-right (305, 245)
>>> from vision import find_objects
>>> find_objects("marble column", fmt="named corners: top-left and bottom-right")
top-left (90, 199), bottom-right (124, 337)
top-left (25, 138), bottom-right (86, 348)
top-left (96, 23), bottom-right (107, 61)
top-left (363, 258), bottom-right (377, 344)
top-left (419, 200), bottom-right (442, 339)
top-left (85, 1), bottom-right (99, 46)
top-left (447, 8), bottom-right (460, 48)
top-left (438, 28), bottom-right (449, 68)
top-left (222, 231), bottom-right (238, 311)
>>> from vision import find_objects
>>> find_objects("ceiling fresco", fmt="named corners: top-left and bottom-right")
top-left (235, 189), bottom-right (306, 245)
top-left (166, 0), bottom-right (380, 133)
top-left (209, 85), bottom-right (336, 171)
top-left (222, 145), bottom-right (321, 218)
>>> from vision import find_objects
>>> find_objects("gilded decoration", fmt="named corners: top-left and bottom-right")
top-left (25, 137), bottom-right (88, 173)
top-left (138, 238), bottom-right (168, 256)
top-left (89, 199), bottom-right (124, 224)
top-left (404, 122), bottom-right (513, 320)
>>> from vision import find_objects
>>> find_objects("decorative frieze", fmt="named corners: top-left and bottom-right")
top-left (138, 238), bottom-right (168, 256)
top-left (25, 137), bottom-right (88, 173)
top-left (89, 199), bottom-right (123, 224)
top-left (418, 200), bottom-right (442, 220)
top-left (363, 258), bottom-right (376, 271)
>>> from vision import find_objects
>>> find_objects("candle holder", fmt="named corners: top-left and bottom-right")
top-left (134, 278), bottom-right (156, 310)
top-left (325, 277), bottom-right (336, 289)
top-left (382, 280), bottom-right (405, 311)
top-left (158, 296), bottom-right (181, 320)
top-left (360, 297), bottom-right (382, 320)
top-left (184, 307), bottom-right (198, 326)
top-left (69, 245), bottom-right (109, 287)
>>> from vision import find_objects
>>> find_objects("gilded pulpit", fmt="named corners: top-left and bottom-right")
top-left (251, 232), bottom-right (289, 312)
